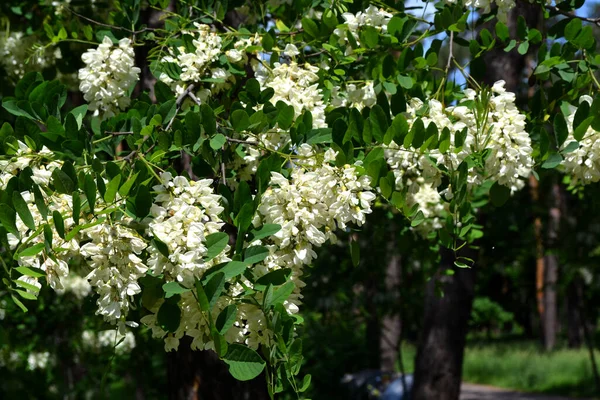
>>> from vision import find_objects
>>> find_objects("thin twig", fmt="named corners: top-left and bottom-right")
top-left (225, 137), bottom-right (260, 146)
top-left (546, 5), bottom-right (600, 26)
top-left (104, 131), bottom-right (134, 136)
top-left (220, 162), bottom-right (226, 185)
top-left (67, 7), bottom-right (156, 34)
top-left (446, 31), bottom-right (454, 71)
top-left (165, 84), bottom-right (196, 131)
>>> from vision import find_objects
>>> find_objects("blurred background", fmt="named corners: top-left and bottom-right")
top-left (2, 0), bottom-right (600, 399)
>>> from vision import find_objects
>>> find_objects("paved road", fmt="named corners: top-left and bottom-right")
top-left (460, 383), bottom-right (593, 400)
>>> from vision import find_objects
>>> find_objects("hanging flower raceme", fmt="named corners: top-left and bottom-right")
top-left (332, 5), bottom-right (392, 54)
top-left (78, 36), bottom-right (140, 118)
top-left (385, 81), bottom-right (533, 230)
top-left (560, 96), bottom-right (600, 185)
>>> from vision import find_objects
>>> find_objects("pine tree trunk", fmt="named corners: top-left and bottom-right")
top-left (380, 227), bottom-right (402, 372)
top-left (410, 249), bottom-right (476, 400)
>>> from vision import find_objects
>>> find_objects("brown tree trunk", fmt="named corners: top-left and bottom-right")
top-left (542, 182), bottom-right (562, 351)
top-left (379, 232), bottom-right (402, 372)
top-left (167, 338), bottom-right (269, 400)
top-left (566, 278), bottom-right (583, 348)
top-left (411, 249), bottom-right (476, 400)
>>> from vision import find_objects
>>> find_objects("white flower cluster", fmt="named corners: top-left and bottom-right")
top-left (229, 145), bottom-right (376, 347)
top-left (80, 222), bottom-right (147, 325)
top-left (82, 329), bottom-right (136, 355)
top-left (333, 6), bottom-right (392, 54)
top-left (141, 172), bottom-right (231, 351)
top-left (407, 182), bottom-right (448, 236)
top-left (561, 96), bottom-right (600, 185)
top-left (225, 33), bottom-right (261, 64)
top-left (159, 23), bottom-right (231, 100)
top-left (0, 144), bottom-right (80, 292)
top-left (146, 172), bottom-right (228, 286)
top-left (331, 81), bottom-right (377, 111)
top-left (78, 36), bottom-right (140, 118)
top-left (0, 32), bottom-right (56, 79)
top-left (27, 351), bottom-right (52, 371)
top-left (257, 61), bottom-right (327, 128)
top-left (385, 81), bottom-right (533, 229)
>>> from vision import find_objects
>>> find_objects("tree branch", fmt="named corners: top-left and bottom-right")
top-left (546, 5), bottom-right (600, 26)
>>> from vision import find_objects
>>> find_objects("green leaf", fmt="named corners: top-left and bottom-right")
top-left (15, 289), bottom-right (37, 300)
top-left (135, 185), bottom-right (152, 218)
top-left (411, 210), bottom-right (425, 227)
top-left (270, 281), bottom-right (295, 307)
top-left (17, 243), bottom-right (45, 258)
top-left (11, 294), bottom-right (28, 312)
top-left (360, 26), bottom-right (379, 48)
top-left (565, 18), bottom-right (582, 42)
top-left (69, 105), bottom-right (88, 129)
top-left (15, 266), bottom-right (45, 278)
top-left (299, 374), bottom-right (312, 392)
top-left (82, 174), bottom-right (97, 214)
top-left (495, 21), bottom-right (509, 41)
top-left (490, 181), bottom-right (510, 207)
top-left (204, 232), bottom-right (229, 261)
top-left (215, 304), bottom-right (237, 334)
top-left (157, 301), bottom-right (181, 332)
top-left (32, 185), bottom-right (48, 220)
top-left (554, 113), bottom-right (569, 147)
top-left (369, 105), bottom-right (388, 142)
top-left (256, 268), bottom-right (291, 287)
top-left (204, 272), bottom-right (226, 309)
top-left (235, 202), bottom-right (255, 232)
top-left (276, 102), bottom-right (295, 130)
top-left (162, 281), bottom-right (191, 298)
top-left (118, 172), bottom-right (139, 197)
top-left (0, 204), bottom-right (19, 237)
top-left (244, 245), bottom-right (269, 264)
top-left (12, 191), bottom-right (35, 231)
top-left (203, 261), bottom-right (247, 282)
top-left (231, 109), bottom-right (250, 132)
top-left (542, 153), bottom-right (563, 169)
top-left (210, 134), bottom-right (226, 150)
top-left (53, 211), bottom-right (65, 239)
top-left (52, 169), bottom-right (75, 194)
top-left (72, 192), bottom-right (80, 225)
top-left (104, 174), bottom-right (121, 204)
top-left (223, 344), bottom-right (266, 381)
top-left (301, 18), bottom-right (320, 39)
top-left (249, 224), bottom-right (281, 242)
top-left (195, 280), bottom-right (210, 312)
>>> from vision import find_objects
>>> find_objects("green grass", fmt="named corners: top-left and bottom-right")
top-left (397, 340), bottom-right (599, 398)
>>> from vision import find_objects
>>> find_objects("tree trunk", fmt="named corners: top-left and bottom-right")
top-left (566, 278), bottom-right (583, 348)
top-left (411, 249), bottom-right (476, 400)
top-left (379, 231), bottom-right (402, 372)
top-left (542, 182), bottom-right (562, 351)
top-left (167, 337), bottom-right (269, 400)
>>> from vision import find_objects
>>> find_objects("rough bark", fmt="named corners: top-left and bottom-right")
top-left (167, 337), bottom-right (269, 400)
top-left (411, 249), bottom-right (476, 400)
top-left (379, 231), bottom-right (402, 372)
top-left (541, 181), bottom-right (562, 350)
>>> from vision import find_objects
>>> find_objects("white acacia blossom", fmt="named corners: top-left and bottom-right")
top-left (385, 81), bottom-right (533, 227)
top-left (141, 172), bottom-right (231, 351)
top-left (78, 36), bottom-right (140, 118)
top-left (0, 32), bottom-right (55, 79)
top-left (227, 145), bottom-right (377, 347)
top-left (333, 6), bottom-right (392, 54)
top-left (80, 222), bottom-right (148, 325)
top-left (331, 81), bottom-right (377, 111)
top-left (561, 97), bottom-right (600, 185)
top-left (254, 61), bottom-right (327, 150)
